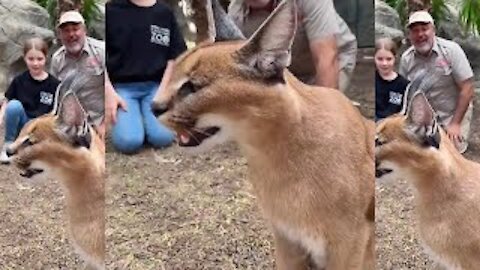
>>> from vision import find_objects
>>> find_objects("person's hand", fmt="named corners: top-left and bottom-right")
top-left (445, 122), bottom-right (462, 146)
top-left (104, 83), bottom-right (127, 131)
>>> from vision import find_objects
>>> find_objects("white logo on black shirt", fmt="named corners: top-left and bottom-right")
top-left (389, 91), bottom-right (403, 105)
top-left (150, 25), bottom-right (170, 47)
top-left (40, 91), bottom-right (54, 105)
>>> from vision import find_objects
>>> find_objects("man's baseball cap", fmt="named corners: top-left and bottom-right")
top-left (407, 11), bottom-right (434, 28)
top-left (57, 11), bottom-right (85, 28)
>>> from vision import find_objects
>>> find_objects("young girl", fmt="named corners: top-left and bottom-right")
top-left (375, 37), bottom-right (409, 121)
top-left (106, 0), bottom-right (187, 154)
top-left (0, 37), bottom-right (60, 163)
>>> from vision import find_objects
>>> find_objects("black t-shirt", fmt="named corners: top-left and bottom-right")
top-left (375, 71), bottom-right (409, 119)
top-left (5, 71), bottom-right (60, 118)
top-left (106, 0), bottom-right (187, 83)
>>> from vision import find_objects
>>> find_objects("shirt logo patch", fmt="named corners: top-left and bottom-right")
top-left (40, 91), bottom-right (54, 105)
top-left (85, 56), bottom-right (103, 75)
top-left (150, 25), bottom-right (170, 47)
top-left (389, 91), bottom-right (403, 105)
top-left (87, 56), bottom-right (100, 68)
top-left (436, 58), bottom-right (449, 68)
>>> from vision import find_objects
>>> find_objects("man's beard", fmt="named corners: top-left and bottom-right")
top-left (65, 41), bottom-right (83, 55)
top-left (414, 40), bottom-right (433, 55)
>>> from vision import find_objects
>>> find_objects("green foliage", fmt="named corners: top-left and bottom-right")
top-left (384, 0), bottom-right (479, 35)
top-left (385, 0), bottom-right (407, 27)
top-left (81, 0), bottom-right (102, 28)
top-left (460, 0), bottom-right (480, 35)
top-left (32, 0), bottom-right (102, 30)
top-left (45, 0), bottom-right (57, 28)
top-left (430, 0), bottom-right (448, 24)
top-left (34, 0), bottom-right (49, 7)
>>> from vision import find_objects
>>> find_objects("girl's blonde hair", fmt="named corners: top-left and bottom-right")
top-left (23, 37), bottom-right (49, 57)
top-left (375, 37), bottom-right (397, 56)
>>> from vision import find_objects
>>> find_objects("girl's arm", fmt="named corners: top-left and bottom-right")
top-left (0, 99), bottom-right (8, 127)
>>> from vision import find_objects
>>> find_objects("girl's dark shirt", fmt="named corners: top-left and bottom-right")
top-left (6, 71), bottom-right (60, 118)
top-left (106, 0), bottom-right (187, 83)
top-left (375, 71), bottom-right (409, 119)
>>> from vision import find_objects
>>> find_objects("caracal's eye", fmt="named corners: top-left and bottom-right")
top-left (375, 134), bottom-right (387, 147)
top-left (178, 81), bottom-right (198, 98)
top-left (25, 136), bottom-right (36, 146)
top-left (18, 136), bottom-right (36, 149)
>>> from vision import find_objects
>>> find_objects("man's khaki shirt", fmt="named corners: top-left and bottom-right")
top-left (50, 37), bottom-right (105, 126)
top-left (399, 37), bottom-right (474, 125)
top-left (228, 0), bottom-right (357, 86)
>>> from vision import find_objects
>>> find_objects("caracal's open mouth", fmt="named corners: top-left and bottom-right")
top-left (19, 168), bottom-right (44, 178)
top-left (177, 127), bottom-right (220, 147)
top-left (375, 168), bottom-right (393, 178)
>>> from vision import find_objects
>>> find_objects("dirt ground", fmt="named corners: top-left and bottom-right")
top-left (0, 49), bottom-right (479, 269)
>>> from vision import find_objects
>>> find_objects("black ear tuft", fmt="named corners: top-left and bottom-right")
top-left (424, 131), bottom-right (440, 149)
top-left (55, 91), bottom-right (91, 148)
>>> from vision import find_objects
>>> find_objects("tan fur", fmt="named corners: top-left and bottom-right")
top-left (153, 41), bottom-right (375, 269)
top-left (10, 115), bottom-right (105, 270)
top-left (376, 115), bottom-right (480, 269)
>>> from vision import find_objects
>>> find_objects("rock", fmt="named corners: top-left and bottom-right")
top-left (445, 0), bottom-right (463, 10)
top-left (456, 37), bottom-right (480, 82)
top-left (0, 0), bottom-right (54, 94)
top-left (437, 4), bottom-right (480, 81)
top-left (374, 0), bottom-right (404, 43)
top-left (375, 24), bottom-right (405, 43)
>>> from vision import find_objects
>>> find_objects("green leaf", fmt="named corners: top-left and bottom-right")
top-left (460, 0), bottom-right (480, 35)
top-left (32, 0), bottom-right (102, 30)
top-left (431, 0), bottom-right (448, 23)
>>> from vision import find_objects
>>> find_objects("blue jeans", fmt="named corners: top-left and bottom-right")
top-left (111, 81), bottom-right (174, 154)
top-left (4, 100), bottom-right (30, 142)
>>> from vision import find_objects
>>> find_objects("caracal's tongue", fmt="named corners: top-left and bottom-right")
top-left (179, 132), bottom-right (190, 144)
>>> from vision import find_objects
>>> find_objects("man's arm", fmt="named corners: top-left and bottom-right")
top-left (49, 50), bottom-right (61, 78)
top-left (445, 42), bottom-right (475, 143)
top-left (446, 78), bottom-right (474, 140)
top-left (0, 100), bottom-right (7, 127)
top-left (398, 54), bottom-right (408, 78)
top-left (309, 36), bottom-right (339, 88)
top-left (300, 0), bottom-right (340, 89)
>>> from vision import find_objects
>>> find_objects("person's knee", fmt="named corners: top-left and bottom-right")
top-left (111, 132), bottom-right (144, 154)
top-left (147, 128), bottom-right (175, 148)
top-left (5, 100), bottom-right (25, 115)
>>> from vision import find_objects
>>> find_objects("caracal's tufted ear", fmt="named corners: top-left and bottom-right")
top-left (56, 91), bottom-right (91, 148)
top-left (234, 0), bottom-right (297, 81)
top-left (406, 91), bottom-right (441, 148)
